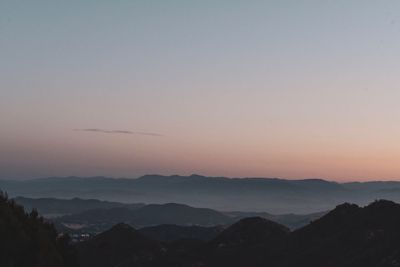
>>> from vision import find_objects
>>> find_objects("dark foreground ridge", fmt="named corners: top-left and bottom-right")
top-left (3, 193), bottom-right (400, 267)
top-left (0, 192), bottom-right (77, 267)
top-left (76, 223), bottom-right (164, 267)
top-left (76, 199), bottom-right (400, 267)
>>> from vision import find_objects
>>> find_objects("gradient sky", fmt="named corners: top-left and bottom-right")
top-left (1, 1), bottom-right (400, 181)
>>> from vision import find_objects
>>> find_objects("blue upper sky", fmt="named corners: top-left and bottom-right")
top-left (1, 1), bottom-right (400, 180)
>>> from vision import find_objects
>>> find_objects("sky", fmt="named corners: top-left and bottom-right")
top-left (1, 1), bottom-right (400, 181)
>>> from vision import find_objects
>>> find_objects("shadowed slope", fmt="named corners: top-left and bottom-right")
top-left (76, 223), bottom-right (164, 267)
top-left (0, 192), bottom-right (77, 267)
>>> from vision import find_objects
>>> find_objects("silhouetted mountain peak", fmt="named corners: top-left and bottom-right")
top-left (138, 174), bottom-right (212, 183)
top-left (211, 217), bottom-right (289, 248)
top-left (285, 200), bottom-right (400, 267)
top-left (92, 222), bottom-right (140, 242)
top-left (332, 202), bottom-right (360, 213)
top-left (294, 202), bottom-right (361, 236)
top-left (315, 200), bottom-right (400, 228)
top-left (190, 174), bottom-right (205, 178)
top-left (366, 199), bottom-right (397, 209)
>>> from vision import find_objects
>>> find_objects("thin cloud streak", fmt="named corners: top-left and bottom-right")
top-left (74, 128), bottom-right (163, 137)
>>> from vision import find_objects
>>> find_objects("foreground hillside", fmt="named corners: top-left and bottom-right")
top-left (3, 190), bottom-right (400, 267)
top-left (77, 200), bottom-right (400, 267)
top-left (0, 192), bottom-right (77, 267)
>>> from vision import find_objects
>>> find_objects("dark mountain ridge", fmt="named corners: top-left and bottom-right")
top-left (3, 175), bottom-right (400, 213)
top-left (14, 196), bottom-right (144, 217)
top-left (51, 201), bottom-right (325, 233)
top-left (4, 194), bottom-right (400, 267)
top-left (13, 197), bottom-right (326, 232)
top-left (76, 200), bottom-right (400, 267)
top-left (282, 200), bottom-right (400, 267)
top-left (56, 203), bottom-right (234, 231)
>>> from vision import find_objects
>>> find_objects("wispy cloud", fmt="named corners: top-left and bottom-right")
top-left (74, 128), bottom-right (163, 137)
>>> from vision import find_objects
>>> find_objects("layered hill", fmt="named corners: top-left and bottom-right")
top-left (14, 196), bottom-right (144, 217)
top-left (55, 203), bottom-right (233, 232)
top-left (76, 200), bottom-right (400, 267)
top-left (4, 175), bottom-right (400, 213)
top-left (41, 199), bottom-right (322, 233)
top-left (0, 174), bottom-right (369, 213)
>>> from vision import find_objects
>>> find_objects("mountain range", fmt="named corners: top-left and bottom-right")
top-left (13, 197), bottom-right (326, 232)
top-left (4, 188), bottom-right (400, 267)
top-left (3, 174), bottom-right (400, 213)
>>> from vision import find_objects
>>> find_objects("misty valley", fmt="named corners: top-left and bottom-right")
top-left (2, 176), bottom-right (400, 267)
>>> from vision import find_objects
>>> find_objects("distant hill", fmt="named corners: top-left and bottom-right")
top-left (3, 175), bottom-right (400, 213)
top-left (224, 210), bottom-right (327, 229)
top-left (14, 196), bottom-right (144, 217)
top-left (55, 203), bottom-right (234, 232)
top-left (13, 197), bottom-right (325, 233)
top-left (39, 199), bottom-right (324, 233)
top-left (0, 192), bottom-right (77, 267)
top-left (130, 203), bottom-right (233, 226)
